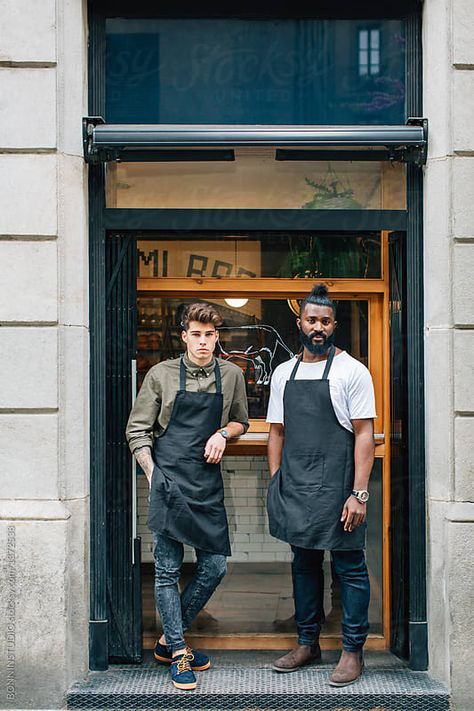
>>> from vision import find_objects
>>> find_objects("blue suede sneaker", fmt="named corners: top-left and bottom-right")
top-left (170, 652), bottom-right (197, 690)
top-left (154, 641), bottom-right (211, 671)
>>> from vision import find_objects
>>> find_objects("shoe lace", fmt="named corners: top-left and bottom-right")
top-left (185, 646), bottom-right (195, 662)
top-left (175, 651), bottom-right (193, 674)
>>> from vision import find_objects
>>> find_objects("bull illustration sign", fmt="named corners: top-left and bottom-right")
top-left (217, 325), bottom-right (294, 385)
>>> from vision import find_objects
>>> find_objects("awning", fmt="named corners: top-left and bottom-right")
top-left (82, 117), bottom-right (428, 166)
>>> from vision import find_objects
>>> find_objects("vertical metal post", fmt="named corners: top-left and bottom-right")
top-left (131, 359), bottom-right (137, 564)
top-left (88, 0), bottom-right (108, 671)
top-left (406, 8), bottom-right (428, 671)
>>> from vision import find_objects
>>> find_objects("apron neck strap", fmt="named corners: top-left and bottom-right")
top-left (179, 357), bottom-right (186, 391)
top-left (289, 354), bottom-right (302, 380)
top-left (289, 346), bottom-right (336, 381)
top-left (321, 345), bottom-right (336, 380)
top-left (179, 356), bottom-right (222, 393)
top-left (214, 359), bottom-right (222, 394)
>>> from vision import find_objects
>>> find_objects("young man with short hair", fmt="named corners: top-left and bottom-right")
top-left (266, 284), bottom-right (376, 686)
top-left (126, 302), bottom-right (249, 690)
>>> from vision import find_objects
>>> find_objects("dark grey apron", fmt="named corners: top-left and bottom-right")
top-left (147, 357), bottom-right (231, 556)
top-left (267, 346), bottom-right (366, 550)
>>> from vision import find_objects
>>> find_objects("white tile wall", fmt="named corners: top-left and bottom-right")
top-left (137, 456), bottom-right (291, 563)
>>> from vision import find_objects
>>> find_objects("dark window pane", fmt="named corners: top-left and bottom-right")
top-left (106, 18), bottom-right (405, 124)
top-left (137, 233), bottom-right (382, 279)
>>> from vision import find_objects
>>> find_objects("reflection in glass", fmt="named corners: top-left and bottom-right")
top-left (137, 232), bottom-right (382, 280)
top-left (106, 18), bottom-right (405, 125)
top-left (136, 296), bottom-right (369, 417)
top-left (107, 155), bottom-right (406, 210)
top-left (359, 29), bottom-right (381, 77)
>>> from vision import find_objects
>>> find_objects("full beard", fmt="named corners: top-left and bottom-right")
top-left (299, 329), bottom-right (335, 356)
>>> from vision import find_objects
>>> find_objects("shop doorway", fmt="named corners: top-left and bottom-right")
top-left (105, 229), bottom-right (401, 658)
top-left (88, 0), bottom-right (426, 673)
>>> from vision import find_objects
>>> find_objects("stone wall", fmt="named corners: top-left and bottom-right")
top-left (0, 1), bottom-right (89, 708)
top-left (423, 1), bottom-right (474, 709)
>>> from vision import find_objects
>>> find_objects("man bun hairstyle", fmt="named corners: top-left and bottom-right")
top-left (299, 283), bottom-right (336, 317)
top-left (181, 302), bottom-right (223, 330)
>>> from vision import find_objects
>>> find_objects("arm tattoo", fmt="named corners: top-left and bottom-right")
top-left (134, 446), bottom-right (154, 478)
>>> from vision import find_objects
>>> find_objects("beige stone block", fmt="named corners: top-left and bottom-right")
top-left (423, 158), bottom-right (452, 328)
top-left (453, 70), bottom-right (474, 153)
top-left (0, 328), bottom-right (57, 408)
top-left (447, 520), bottom-right (474, 710)
top-left (0, 0), bottom-right (56, 63)
top-left (427, 500), bottom-right (449, 685)
top-left (63, 497), bottom-right (89, 689)
top-left (425, 328), bottom-right (454, 500)
top-left (0, 155), bottom-right (57, 235)
top-left (453, 243), bottom-right (474, 325)
top-left (0, 68), bottom-right (56, 149)
top-left (423, 0), bottom-right (452, 159)
top-left (59, 325), bottom-right (89, 499)
top-left (454, 417), bottom-right (474, 502)
top-left (453, 330), bottom-right (474, 412)
top-left (58, 154), bottom-right (88, 327)
top-left (0, 512), bottom-right (70, 708)
top-left (452, 0), bottom-right (474, 66)
top-left (0, 414), bottom-right (59, 498)
top-left (0, 241), bottom-right (58, 322)
top-left (452, 157), bottom-right (474, 239)
top-left (56, 0), bottom-right (88, 156)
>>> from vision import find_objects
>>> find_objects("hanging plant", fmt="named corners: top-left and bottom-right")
top-left (302, 177), bottom-right (362, 210)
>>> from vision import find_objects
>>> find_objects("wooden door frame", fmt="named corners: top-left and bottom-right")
top-left (136, 232), bottom-right (391, 651)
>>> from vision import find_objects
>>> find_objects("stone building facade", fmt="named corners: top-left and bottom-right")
top-left (0, 1), bottom-right (473, 710)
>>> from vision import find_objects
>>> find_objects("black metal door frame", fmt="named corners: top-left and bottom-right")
top-left (87, 0), bottom-right (426, 671)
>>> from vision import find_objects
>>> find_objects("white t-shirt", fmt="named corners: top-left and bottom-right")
top-left (266, 351), bottom-right (376, 433)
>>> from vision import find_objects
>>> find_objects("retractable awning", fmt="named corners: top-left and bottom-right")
top-left (82, 117), bottom-right (428, 166)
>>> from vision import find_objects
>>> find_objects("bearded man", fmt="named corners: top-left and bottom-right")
top-left (266, 284), bottom-right (376, 686)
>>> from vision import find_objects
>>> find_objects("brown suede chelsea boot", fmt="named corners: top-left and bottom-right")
top-left (272, 643), bottom-right (322, 672)
top-left (328, 649), bottom-right (364, 686)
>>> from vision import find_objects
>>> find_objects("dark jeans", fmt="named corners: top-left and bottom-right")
top-left (152, 531), bottom-right (227, 653)
top-left (291, 546), bottom-right (370, 652)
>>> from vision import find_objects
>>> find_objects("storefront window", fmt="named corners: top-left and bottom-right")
top-left (106, 154), bottom-right (406, 210)
top-left (105, 18), bottom-right (405, 124)
top-left (136, 233), bottom-right (382, 279)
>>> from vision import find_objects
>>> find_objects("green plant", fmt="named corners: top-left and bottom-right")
top-left (302, 177), bottom-right (362, 210)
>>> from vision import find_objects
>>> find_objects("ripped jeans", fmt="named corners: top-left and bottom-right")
top-left (152, 531), bottom-right (227, 652)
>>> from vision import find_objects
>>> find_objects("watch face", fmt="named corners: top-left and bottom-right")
top-left (359, 491), bottom-right (369, 503)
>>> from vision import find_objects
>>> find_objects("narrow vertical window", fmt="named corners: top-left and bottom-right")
top-left (359, 28), bottom-right (380, 77)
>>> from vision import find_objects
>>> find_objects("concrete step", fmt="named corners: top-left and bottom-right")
top-left (66, 650), bottom-right (449, 711)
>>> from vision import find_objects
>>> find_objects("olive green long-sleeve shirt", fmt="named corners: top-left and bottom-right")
top-left (126, 353), bottom-right (249, 454)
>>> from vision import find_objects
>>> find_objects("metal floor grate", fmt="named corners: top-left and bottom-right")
top-left (66, 651), bottom-right (449, 711)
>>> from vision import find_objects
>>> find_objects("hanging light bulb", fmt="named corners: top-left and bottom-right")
top-left (225, 298), bottom-right (249, 308)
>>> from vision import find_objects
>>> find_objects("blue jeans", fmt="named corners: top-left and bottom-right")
top-left (152, 531), bottom-right (227, 652)
top-left (291, 546), bottom-right (370, 652)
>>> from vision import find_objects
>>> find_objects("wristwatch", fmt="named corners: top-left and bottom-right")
top-left (218, 428), bottom-right (229, 440)
top-left (351, 489), bottom-right (370, 503)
